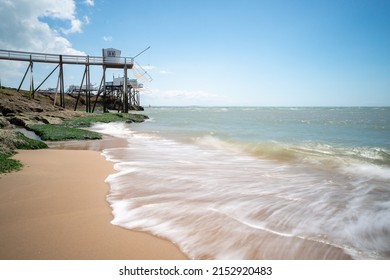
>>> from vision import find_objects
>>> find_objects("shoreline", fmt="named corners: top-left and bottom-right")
top-left (0, 148), bottom-right (188, 260)
top-left (0, 130), bottom-right (354, 260)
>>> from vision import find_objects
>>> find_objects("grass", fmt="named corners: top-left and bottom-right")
top-left (0, 88), bottom-right (149, 173)
top-left (25, 113), bottom-right (147, 141)
top-left (0, 112), bottom-right (148, 173)
top-left (27, 124), bottom-right (101, 141)
top-left (26, 113), bottom-right (147, 141)
top-left (0, 131), bottom-right (48, 173)
top-left (0, 152), bottom-right (23, 173)
top-left (14, 132), bottom-right (49, 149)
top-left (63, 113), bottom-right (148, 127)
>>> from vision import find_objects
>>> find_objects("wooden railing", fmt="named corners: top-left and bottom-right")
top-left (0, 49), bottom-right (134, 67)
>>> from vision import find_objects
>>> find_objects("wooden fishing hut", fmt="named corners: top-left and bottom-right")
top-left (0, 48), bottom-right (140, 113)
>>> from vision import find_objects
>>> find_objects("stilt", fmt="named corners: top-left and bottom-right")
top-left (18, 57), bottom-right (33, 97)
top-left (0, 48), bottom-right (145, 113)
top-left (59, 55), bottom-right (65, 108)
top-left (123, 60), bottom-right (129, 113)
top-left (86, 56), bottom-right (91, 113)
top-left (54, 56), bottom-right (65, 108)
top-left (33, 65), bottom-right (59, 98)
top-left (74, 66), bottom-right (87, 111)
top-left (92, 65), bottom-right (106, 113)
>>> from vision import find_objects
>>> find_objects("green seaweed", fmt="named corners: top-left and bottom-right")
top-left (27, 124), bottom-right (102, 141)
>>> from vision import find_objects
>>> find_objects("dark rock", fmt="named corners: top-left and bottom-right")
top-left (0, 116), bottom-right (10, 128)
top-left (8, 116), bottom-right (28, 127)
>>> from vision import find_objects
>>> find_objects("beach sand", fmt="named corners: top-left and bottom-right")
top-left (0, 149), bottom-right (188, 260)
top-left (0, 136), bottom-right (352, 260)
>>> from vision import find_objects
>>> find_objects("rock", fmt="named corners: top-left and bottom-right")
top-left (0, 116), bottom-right (10, 128)
top-left (0, 89), bottom-right (90, 127)
top-left (33, 115), bottom-right (63, 125)
top-left (7, 115), bottom-right (31, 127)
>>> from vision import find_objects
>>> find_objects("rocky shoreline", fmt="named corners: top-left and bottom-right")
top-left (0, 87), bottom-right (147, 173)
top-left (0, 88), bottom-right (87, 128)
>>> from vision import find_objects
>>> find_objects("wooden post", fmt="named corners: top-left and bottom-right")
top-left (18, 58), bottom-right (33, 94)
top-left (102, 65), bottom-right (107, 112)
top-left (29, 56), bottom-right (34, 98)
top-left (74, 66), bottom-right (87, 111)
top-left (59, 55), bottom-right (65, 108)
top-left (54, 55), bottom-right (65, 108)
top-left (92, 65), bottom-right (106, 113)
top-left (86, 56), bottom-right (91, 113)
top-left (123, 59), bottom-right (129, 113)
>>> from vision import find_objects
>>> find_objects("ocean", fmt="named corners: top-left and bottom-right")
top-left (92, 107), bottom-right (390, 259)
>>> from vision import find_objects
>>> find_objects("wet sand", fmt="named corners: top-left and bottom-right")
top-left (0, 149), bottom-right (188, 260)
top-left (0, 134), bottom-right (352, 260)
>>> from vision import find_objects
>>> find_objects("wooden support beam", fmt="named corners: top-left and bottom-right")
top-left (74, 66), bottom-right (87, 111)
top-left (33, 64), bottom-right (59, 96)
top-left (18, 59), bottom-right (33, 94)
top-left (59, 55), bottom-right (65, 108)
top-left (92, 65), bottom-right (106, 113)
top-left (123, 61), bottom-right (129, 113)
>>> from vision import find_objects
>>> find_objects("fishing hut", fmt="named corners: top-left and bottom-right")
top-left (104, 76), bottom-right (144, 111)
top-left (0, 48), bottom-right (151, 113)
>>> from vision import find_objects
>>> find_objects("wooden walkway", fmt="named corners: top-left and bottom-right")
top-left (0, 49), bottom-right (134, 68)
top-left (0, 49), bottom-right (139, 113)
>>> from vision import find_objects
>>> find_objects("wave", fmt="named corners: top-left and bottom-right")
top-left (100, 122), bottom-right (390, 259)
top-left (194, 135), bottom-right (390, 169)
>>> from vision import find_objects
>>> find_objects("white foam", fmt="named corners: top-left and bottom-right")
top-left (341, 163), bottom-right (390, 181)
top-left (101, 122), bottom-right (390, 260)
top-left (90, 122), bottom-right (134, 138)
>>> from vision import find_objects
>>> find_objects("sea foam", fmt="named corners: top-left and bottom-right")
top-left (96, 107), bottom-right (390, 260)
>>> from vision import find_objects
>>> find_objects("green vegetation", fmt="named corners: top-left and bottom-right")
top-left (0, 130), bottom-right (48, 153)
top-left (0, 130), bottom-right (48, 173)
top-left (24, 113), bottom-right (147, 142)
top-left (25, 113), bottom-right (147, 142)
top-left (0, 111), bottom-right (148, 173)
top-left (63, 113), bottom-right (148, 127)
top-left (27, 124), bottom-right (101, 141)
top-left (1, 88), bottom-right (149, 174)
top-left (0, 153), bottom-right (23, 173)
top-left (14, 132), bottom-right (49, 149)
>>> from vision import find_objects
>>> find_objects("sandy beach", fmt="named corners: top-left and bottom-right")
top-left (0, 148), bottom-right (188, 260)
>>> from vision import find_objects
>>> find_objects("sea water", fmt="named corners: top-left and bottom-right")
top-left (93, 107), bottom-right (390, 259)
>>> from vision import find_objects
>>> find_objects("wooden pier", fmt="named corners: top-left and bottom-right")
top-left (0, 49), bottom-right (144, 113)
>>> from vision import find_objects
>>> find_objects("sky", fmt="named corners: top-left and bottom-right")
top-left (0, 0), bottom-right (389, 106)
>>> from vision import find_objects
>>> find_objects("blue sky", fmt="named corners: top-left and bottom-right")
top-left (0, 0), bottom-right (389, 106)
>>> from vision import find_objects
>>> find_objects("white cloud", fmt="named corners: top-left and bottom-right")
top-left (138, 65), bottom-right (172, 74)
top-left (62, 17), bottom-right (83, 34)
top-left (142, 88), bottom-right (225, 106)
top-left (140, 65), bottom-right (156, 70)
top-left (83, 15), bottom-right (90, 25)
top-left (159, 70), bottom-right (173, 75)
top-left (164, 89), bottom-right (217, 99)
top-left (0, 0), bottom-right (85, 54)
top-left (0, 0), bottom-right (88, 88)
top-left (84, 0), bottom-right (94, 6)
top-left (103, 36), bottom-right (113, 42)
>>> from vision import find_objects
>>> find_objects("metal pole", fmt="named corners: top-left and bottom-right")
top-left (133, 46), bottom-right (151, 59)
